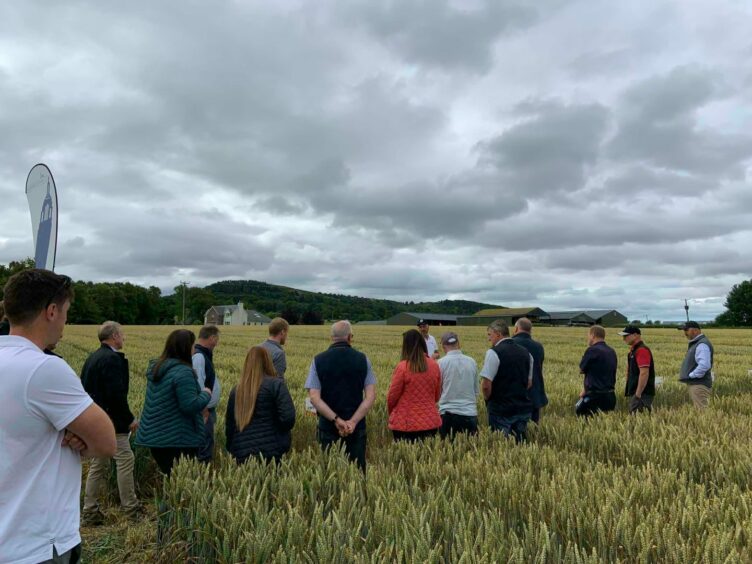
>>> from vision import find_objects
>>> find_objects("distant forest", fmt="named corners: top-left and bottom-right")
top-left (0, 260), bottom-right (500, 325)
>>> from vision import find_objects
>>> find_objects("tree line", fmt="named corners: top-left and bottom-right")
top-left (0, 260), bottom-right (499, 325)
top-left (4, 259), bottom-right (750, 326)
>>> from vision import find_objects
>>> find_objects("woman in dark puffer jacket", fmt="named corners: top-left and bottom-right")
top-left (225, 346), bottom-right (296, 464)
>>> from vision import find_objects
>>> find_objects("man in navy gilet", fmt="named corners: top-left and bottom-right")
top-left (192, 325), bottom-right (221, 461)
top-left (480, 320), bottom-right (533, 443)
top-left (306, 320), bottom-right (376, 472)
top-left (678, 321), bottom-right (713, 409)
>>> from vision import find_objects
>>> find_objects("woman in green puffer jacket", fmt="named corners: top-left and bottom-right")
top-left (135, 329), bottom-right (211, 476)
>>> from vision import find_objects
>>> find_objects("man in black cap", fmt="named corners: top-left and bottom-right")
top-left (618, 325), bottom-right (655, 413)
top-left (417, 319), bottom-right (439, 360)
top-left (677, 321), bottom-right (713, 409)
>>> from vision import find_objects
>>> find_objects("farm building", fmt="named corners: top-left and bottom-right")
top-left (456, 307), bottom-right (548, 326)
top-left (386, 312), bottom-right (459, 326)
top-left (204, 302), bottom-right (272, 326)
top-left (546, 310), bottom-right (628, 327)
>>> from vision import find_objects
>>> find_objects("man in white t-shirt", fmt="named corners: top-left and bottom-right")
top-left (417, 319), bottom-right (440, 360)
top-left (0, 269), bottom-right (116, 564)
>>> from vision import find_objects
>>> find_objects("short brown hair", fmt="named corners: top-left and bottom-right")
top-left (589, 325), bottom-right (606, 340)
top-left (3, 269), bottom-right (74, 326)
top-left (268, 317), bottom-right (289, 337)
top-left (198, 325), bottom-right (220, 340)
top-left (0, 300), bottom-right (5, 321)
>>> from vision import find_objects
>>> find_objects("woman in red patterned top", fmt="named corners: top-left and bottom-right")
top-left (387, 329), bottom-right (442, 442)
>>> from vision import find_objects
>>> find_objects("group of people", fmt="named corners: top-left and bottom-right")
top-left (0, 267), bottom-right (717, 563)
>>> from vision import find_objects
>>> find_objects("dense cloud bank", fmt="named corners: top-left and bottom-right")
top-left (1, 1), bottom-right (751, 320)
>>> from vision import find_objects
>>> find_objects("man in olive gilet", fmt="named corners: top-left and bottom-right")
top-left (678, 321), bottom-right (713, 409)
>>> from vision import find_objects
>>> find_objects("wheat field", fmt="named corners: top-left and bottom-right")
top-left (55, 325), bottom-right (752, 563)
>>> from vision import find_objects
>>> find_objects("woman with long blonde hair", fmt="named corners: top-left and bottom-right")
top-left (225, 346), bottom-right (296, 463)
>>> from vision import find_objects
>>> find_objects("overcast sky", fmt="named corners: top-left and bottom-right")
top-left (2, 1), bottom-right (751, 321)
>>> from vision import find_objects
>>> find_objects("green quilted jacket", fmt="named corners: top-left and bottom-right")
top-left (135, 358), bottom-right (211, 448)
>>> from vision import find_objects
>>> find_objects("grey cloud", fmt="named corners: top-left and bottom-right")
top-left (608, 66), bottom-right (752, 176)
top-left (599, 165), bottom-right (715, 197)
top-left (345, 0), bottom-right (541, 72)
top-left (477, 101), bottom-right (610, 198)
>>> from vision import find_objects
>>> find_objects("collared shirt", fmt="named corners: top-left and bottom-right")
top-left (192, 352), bottom-right (221, 409)
top-left (304, 356), bottom-right (377, 389)
top-left (260, 339), bottom-right (287, 379)
top-left (0, 335), bottom-right (93, 564)
top-left (437, 350), bottom-right (479, 416)
top-left (688, 334), bottom-right (712, 379)
top-left (424, 334), bottom-right (437, 357)
top-left (480, 338), bottom-right (533, 384)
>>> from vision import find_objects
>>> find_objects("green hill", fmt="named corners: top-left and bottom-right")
top-left (206, 279), bottom-right (502, 324)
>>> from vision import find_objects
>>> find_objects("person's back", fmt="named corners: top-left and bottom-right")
top-left (487, 339), bottom-right (533, 416)
top-left (387, 358), bottom-right (442, 433)
top-left (135, 358), bottom-right (208, 449)
top-left (438, 350), bottom-right (478, 417)
top-left (512, 320), bottom-right (547, 423)
top-left (314, 342), bottom-right (369, 431)
top-left (260, 317), bottom-right (289, 379)
top-left (226, 376), bottom-right (296, 463)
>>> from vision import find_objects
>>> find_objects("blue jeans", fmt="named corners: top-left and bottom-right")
top-left (488, 412), bottom-right (531, 443)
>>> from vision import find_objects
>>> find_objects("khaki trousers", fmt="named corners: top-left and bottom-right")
top-left (688, 384), bottom-right (711, 409)
top-left (83, 433), bottom-right (138, 512)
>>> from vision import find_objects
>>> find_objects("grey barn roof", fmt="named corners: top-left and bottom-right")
top-left (546, 311), bottom-right (595, 320)
top-left (403, 312), bottom-right (460, 321)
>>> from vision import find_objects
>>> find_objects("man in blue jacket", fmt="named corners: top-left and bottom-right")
top-left (512, 318), bottom-right (547, 423)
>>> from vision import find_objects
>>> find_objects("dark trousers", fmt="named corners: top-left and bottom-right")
top-left (198, 407), bottom-right (216, 462)
top-left (575, 391), bottom-right (616, 417)
top-left (392, 428), bottom-right (439, 443)
top-left (150, 447), bottom-right (199, 476)
top-left (38, 544), bottom-right (81, 564)
top-left (318, 426), bottom-right (367, 473)
top-left (440, 413), bottom-right (478, 439)
top-left (628, 394), bottom-right (654, 414)
top-left (531, 407), bottom-right (541, 424)
top-left (488, 412), bottom-right (531, 444)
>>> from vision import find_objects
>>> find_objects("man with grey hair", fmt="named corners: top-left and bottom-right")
top-left (512, 317), bottom-right (548, 423)
top-left (306, 320), bottom-right (376, 471)
top-left (81, 321), bottom-right (140, 524)
top-left (480, 320), bottom-right (533, 443)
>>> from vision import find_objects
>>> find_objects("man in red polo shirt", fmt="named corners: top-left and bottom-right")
top-left (618, 325), bottom-right (656, 413)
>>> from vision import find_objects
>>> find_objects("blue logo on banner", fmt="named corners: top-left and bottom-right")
top-left (35, 180), bottom-right (53, 268)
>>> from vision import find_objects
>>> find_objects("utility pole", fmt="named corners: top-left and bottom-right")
top-left (180, 281), bottom-right (189, 325)
top-left (684, 299), bottom-right (690, 322)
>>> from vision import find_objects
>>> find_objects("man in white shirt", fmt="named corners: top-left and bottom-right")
top-left (437, 332), bottom-right (479, 438)
top-left (417, 319), bottom-right (440, 360)
top-left (0, 269), bottom-right (116, 564)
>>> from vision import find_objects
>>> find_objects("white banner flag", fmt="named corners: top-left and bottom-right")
top-left (25, 163), bottom-right (59, 271)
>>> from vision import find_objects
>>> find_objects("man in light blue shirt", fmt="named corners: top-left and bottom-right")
top-left (437, 331), bottom-right (479, 438)
top-left (678, 321), bottom-right (713, 409)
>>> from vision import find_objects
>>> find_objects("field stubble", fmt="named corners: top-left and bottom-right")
top-left (55, 325), bottom-right (752, 563)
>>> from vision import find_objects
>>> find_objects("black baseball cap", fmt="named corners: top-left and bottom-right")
top-left (678, 321), bottom-right (701, 330)
top-left (617, 325), bottom-right (641, 336)
top-left (417, 319), bottom-right (428, 326)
